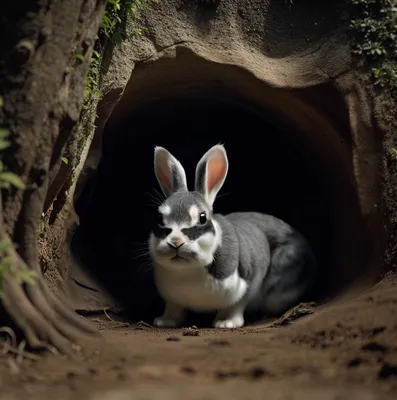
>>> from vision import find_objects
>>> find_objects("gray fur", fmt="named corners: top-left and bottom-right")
top-left (164, 191), bottom-right (211, 224)
top-left (195, 156), bottom-right (208, 196)
top-left (150, 145), bottom-right (318, 328)
top-left (214, 212), bottom-right (317, 314)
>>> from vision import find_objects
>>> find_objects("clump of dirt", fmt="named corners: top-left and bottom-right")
top-left (182, 326), bottom-right (200, 336)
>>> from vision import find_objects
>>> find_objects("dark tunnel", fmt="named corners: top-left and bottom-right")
top-left (71, 96), bottom-right (368, 325)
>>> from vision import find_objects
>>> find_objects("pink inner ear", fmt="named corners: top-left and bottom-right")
top-left (158, 163), bottom-right (173, 193)
top-left (207, 154), bottom-right (227, 194)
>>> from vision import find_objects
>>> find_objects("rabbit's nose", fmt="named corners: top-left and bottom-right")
top-left (167, 238), bottom-right (185, 249)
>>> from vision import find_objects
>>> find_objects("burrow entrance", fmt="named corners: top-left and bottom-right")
top-left (70, 58), bottom-right (372, 325)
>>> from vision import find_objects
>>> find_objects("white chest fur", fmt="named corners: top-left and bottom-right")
top-left (154, 265), bottom-right (248, 312)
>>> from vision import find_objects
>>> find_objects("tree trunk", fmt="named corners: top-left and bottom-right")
top-left (0, 0), bottom-right (107, 353)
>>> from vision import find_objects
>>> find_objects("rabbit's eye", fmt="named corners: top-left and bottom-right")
top-left (199, 212), bottom-right (207, 225)
top-left (156, 212), bottom-right (164, 226)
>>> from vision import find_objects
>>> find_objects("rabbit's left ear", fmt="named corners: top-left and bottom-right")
top-left (154, 146), bottom-right (188, 197)
top-left (195, 144), bottom-right (228, 207)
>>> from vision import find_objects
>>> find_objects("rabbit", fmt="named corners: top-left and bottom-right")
top-left (148, 144), bottom-right (317, 329)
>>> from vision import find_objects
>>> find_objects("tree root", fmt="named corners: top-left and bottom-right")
top-left (1, 232), bottom-right (100, 356)
top-left (38, 278), bottom-right (98, 335)
top-left (0, 0), bottom-right (109, 358)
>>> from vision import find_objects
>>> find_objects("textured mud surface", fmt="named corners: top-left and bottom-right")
top-left (1, 274), bottom-right (396, 399)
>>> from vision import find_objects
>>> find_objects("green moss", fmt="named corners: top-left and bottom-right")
top-left (82, 49), bottom-right (102, 108)
top-left (82, 0), bottom-right (154, 113)
top-left (349, 0), bottom-right (397, 272)
top-left (78, 0), bottom-right (153, 157)
top-left (101, 0), bottom-right (150, 44)
top-left (349, 0), bottom-right (397, 93)
top-left (0, 130), bottom-right (25, 189)
top-left (0, 130), bottom-right (35, 297)
top-left (0, 239), bottom-right (37, 299)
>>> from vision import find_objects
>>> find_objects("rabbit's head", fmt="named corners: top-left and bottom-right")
top-left (149, 144), bottom-right (228, 271)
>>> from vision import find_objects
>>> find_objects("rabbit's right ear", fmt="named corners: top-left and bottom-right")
top-left (195, 144), bottom-right (228, 207)
top-left (154, 146), bottom-right (188, 197)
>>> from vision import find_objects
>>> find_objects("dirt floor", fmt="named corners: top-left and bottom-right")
top-left (0, 273), bottom-right (397, 400)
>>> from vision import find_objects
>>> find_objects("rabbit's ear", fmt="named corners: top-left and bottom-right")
top-left (154, 146), bottom-right (188, 197)
top-left (195, 144), bottom-right (228, 207)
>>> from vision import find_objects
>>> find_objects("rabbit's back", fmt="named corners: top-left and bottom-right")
top-left (219, 212), bottom-right (317, 315)
top-left (214, 212), bottom-right (293, 279)
top-left (225, 212), bottom-right (294, 247)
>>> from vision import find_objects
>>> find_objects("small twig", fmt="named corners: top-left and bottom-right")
top-left (42, 343), bottom-right (59, 356)
top-left (0, 333), bottom-right (41, 362)
top-left (0, 326), bottom-right (17, 348)
top-left (103, 308), bottom-right (115, 322)
top-left (6, 345), bottom-right (41, 361)
top-left (135, 321), bottom-right (153, 330)
top-left (16, 340), bottom-right (26, 364)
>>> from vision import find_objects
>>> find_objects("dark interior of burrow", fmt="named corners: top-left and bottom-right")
top-left (72, 97), bottom-right (336, 324)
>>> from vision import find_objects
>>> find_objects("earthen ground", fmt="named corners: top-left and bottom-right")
top-left (1, 273), bottom-right (396, 399)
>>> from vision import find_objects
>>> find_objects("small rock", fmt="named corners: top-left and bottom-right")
top-left (72, 344), bottom-right (82, 352)
top-left (182, 326), bottom-right (200, 336)
top-left (135, 321), bottom-right (153, 330)
top-left (166, 336), bottom-right (181, 342)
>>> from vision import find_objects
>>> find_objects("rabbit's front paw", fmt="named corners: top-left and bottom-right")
top-left (153, 302), bottom-right (185, 328)
top-left (213, 314), bottom-right (244, 329)
top-left (153, 316), bottom-right (180, 328)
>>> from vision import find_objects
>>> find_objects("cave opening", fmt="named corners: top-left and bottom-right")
top-left (71, 91), bottom-right (370, 325)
